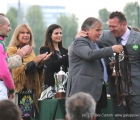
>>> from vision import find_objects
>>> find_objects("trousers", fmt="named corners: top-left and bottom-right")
top-left (0, 81), bottom-right (8, 101)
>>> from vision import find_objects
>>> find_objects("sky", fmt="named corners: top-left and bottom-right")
top-left (1, 0), bottom-right (140, 27)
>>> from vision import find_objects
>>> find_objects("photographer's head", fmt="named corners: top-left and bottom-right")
top-left (0, 100), bottom-right (22, 120)
top-left (65, 92), bottom-right (96, 120)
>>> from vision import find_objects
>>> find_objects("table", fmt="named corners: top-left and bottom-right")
top-left (31, 98), bottom-right (114, 120)
top-left (31, 98), bottom-right (66, 120)
top-left (100, 98), bottom-right (114, 120)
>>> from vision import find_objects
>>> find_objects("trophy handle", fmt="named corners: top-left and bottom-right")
top-left (62, 72), bottom-right (68, 85)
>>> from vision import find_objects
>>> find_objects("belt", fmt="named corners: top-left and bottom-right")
top-left (0, 78), bottom-right (3, 81)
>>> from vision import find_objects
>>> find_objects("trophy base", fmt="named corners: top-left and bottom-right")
top-left (55, 92), bottom-right (66, 99)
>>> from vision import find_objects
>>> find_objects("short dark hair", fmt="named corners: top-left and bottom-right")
top-left (0, 13), bottom-right (7, 25)
top-left (109, 11), bottom-right (127, 23)
top-left (0, 100), bottom-right (22, 120)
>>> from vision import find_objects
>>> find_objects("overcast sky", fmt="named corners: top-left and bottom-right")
top-left (1, 0), bottom-right (140, 27)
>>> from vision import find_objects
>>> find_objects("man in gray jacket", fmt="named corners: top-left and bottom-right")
top-left (66, 17), bottom-right (122, 120)
top-left (74, 11), bottom-right (140, 120)
top-left (99, 11), bottom-right (140, 120)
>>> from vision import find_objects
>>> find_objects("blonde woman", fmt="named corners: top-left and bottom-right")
top-left (7, 24), bottom-right (52, 120)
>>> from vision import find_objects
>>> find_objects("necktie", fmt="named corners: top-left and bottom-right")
top-left (116, 37), bottom-right (122, 45)
top-left (94, 43), bottom-right (108, 82)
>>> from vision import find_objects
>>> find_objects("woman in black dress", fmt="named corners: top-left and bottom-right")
top-left (40, 24), bottom-right (69, 93)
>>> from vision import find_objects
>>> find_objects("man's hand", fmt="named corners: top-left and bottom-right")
top-left (16, 45), bottom-right (31, 58)
top-left (112, 45), bottom-right (123, 54)
top-left (75, 30), bottom-right (88, 39)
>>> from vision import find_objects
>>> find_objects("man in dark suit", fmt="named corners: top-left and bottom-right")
top-left (66, 17), bottom-right (122, 120)
top-left (98, 11), bottom-right (140, 120)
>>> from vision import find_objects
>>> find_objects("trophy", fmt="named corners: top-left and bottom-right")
top-left (109, 52), bottom-right (124, 76)
top-left (54, 67), bottom-right (68, 99)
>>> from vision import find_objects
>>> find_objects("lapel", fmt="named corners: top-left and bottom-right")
top-left (59, 47), bottom-right (67, 57)
top-left (125, 29), bottom-right (136, 45)
top-left (86, 37), bottom-right (103, 66)
top-left (86, 37), bottom-right (96, 49)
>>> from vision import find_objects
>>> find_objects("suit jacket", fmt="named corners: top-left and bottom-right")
top-left (99, 29), bottom-right (140, 95)
top-left (40, 46), bottom-right (68, 86)
top-left (66, 37), bottom-right (114, 102)
top-left (8, 55), bottom-right (22, 69)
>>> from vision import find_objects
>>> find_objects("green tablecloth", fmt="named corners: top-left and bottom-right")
top-left (31, 98), bottom-right (114, 120)
top-left (100, 98), bottom-right (114, 120)
top-left (32, 98), bottom-right (66, 120)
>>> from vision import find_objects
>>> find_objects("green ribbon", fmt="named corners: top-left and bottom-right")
top-left (0, 40), bottom-right (8, 62)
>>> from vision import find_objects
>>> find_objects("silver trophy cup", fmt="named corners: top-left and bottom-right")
top-left (54, 67), bottom-right (68, 98)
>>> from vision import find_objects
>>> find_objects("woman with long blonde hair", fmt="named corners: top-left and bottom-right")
top-left (7, 24), bottom-right (52, 120)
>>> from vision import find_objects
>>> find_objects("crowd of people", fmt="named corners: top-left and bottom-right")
top-left (0, 10), bottom-right (140, 120)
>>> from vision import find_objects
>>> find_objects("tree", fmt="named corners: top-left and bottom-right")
top-left (123, 2), bottom-right (137, 27)
top-left (5, 7), bottom-right (24, 47)
top-left (57, 13), bottom-right (78, 48)
top-left (26, 5), bottom-right (46, 54)
top-left (98, 8), bottom-right (110, 30)
top-left (5, 7), bottom-right (18, 46)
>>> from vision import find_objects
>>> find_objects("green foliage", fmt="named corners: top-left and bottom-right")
top-left (5, 7), bottom-right (18, 46)
top-left (98, 2), bottom-right (138, 29)
top-left (57, 13), bottom-right (78, 48)
top-left (5, 7), bottom-right (24, 47)
top-left (123, 2), bottom-right (137, 27)
top-left (5, 5), bottom-right (79, 53)
top-left (98, 8), bottom-right (110, 30)
top-left (26, 5), bottom-right (46, 55)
